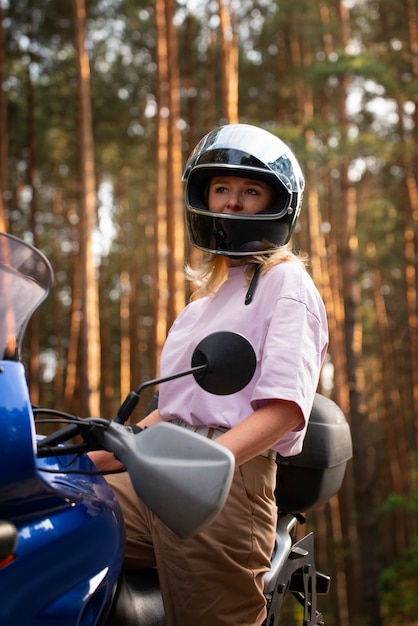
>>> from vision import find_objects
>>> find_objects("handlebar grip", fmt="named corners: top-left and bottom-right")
top-left (37, 422), bottom-right (84, 449)
top-left (113, 391), bottom-right (140, 425)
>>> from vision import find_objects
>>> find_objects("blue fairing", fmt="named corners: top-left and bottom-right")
top-left (0, 361), bottom-right (125, 626)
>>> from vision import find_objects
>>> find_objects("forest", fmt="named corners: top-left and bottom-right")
top-left (1, 0), bottom-right (418, 624)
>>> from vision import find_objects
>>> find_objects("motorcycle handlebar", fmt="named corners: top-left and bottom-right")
top-left (36, 417), bottom-right (118, 458)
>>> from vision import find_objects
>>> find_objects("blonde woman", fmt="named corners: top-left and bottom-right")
top-left (93, 124), bottom-right (328, 626)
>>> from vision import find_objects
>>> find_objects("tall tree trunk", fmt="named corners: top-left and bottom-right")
top-left (25, 38), bottom-right (42, 404)
top-left (367, 242), bottom-right (413, 554)
top-left (154, 0), bottom-right (170, 370)
top-left (165, 0), bottom-right (185, 329)
top-left (64, 206), bottom-right (84, 415)
top-left (340, 121), bottom-right (382, 626)
top-left (51, 191), bottom-right (65, 408)
top-left (99, 256), bottom-right (115, 420)
top-left (0, 4), bottom-right (8, 232)
top-left (218, 0), bottom-right (239, 123)
top-left (205, 27), bottom-right (217, 129)
top-left (333, 4), bottom-right (382, 623)
top-left (397, 6), bottom-right (418, 447)
top-left (154, 0), bottom-right (186, 372)
top-left (73, 0), bottom-right (101, 416)
top-left (120, 269), bottom-right (131, 401)
top-left (118, 170), bottom-right (131, 404)
top-left (285, 8), bottom-right (355, 622)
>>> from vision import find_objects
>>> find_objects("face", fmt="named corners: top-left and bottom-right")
top-left (207, 176), bottom-right (275, 215)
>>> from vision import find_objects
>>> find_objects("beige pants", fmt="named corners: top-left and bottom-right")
top-left (106, 455), bottom-right (277, 626)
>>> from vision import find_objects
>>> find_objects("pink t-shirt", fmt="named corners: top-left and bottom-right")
top-left (158, 261), bottom-right (328, 456)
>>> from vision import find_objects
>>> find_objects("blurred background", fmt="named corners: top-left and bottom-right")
top-left (1, 1), bottom-right (417, 624)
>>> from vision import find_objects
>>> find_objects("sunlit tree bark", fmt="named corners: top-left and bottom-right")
top-left (218, 0), bottom-right (238, 123)
top-left (205, 28), bottom-right (217, 129)
top-left (73, 0), bottom-right (101, 416)
top-left (154, 0), bottom-right (185, 372)
top-left (154, 0), bottom-right (170, 368)
top-left (165, 0), bottom-right (185, 329)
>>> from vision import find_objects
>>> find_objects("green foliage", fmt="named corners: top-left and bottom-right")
top-left (379, 494), bottom-right (418, 624)
top-left (380, 534), bottom-right (418, 624)
top-left (380, 493), bottom-right (418, 516)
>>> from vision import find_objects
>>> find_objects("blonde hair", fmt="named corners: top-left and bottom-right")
top-left (185, 247), bottom-right (310, 300)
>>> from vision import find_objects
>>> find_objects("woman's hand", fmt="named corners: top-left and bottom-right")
top-left (88, 449), bottom-right (125, 472)
top-left (88, 409), bottom-right (164, 471)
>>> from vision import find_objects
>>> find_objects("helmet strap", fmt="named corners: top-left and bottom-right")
top-left (245, 264), bottom-right (261, 305)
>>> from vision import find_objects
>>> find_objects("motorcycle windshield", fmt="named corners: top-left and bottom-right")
top-left (0, 232), bottom-right (53, 360)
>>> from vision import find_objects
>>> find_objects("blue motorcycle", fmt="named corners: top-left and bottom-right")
top-left (0, 232), bottom-right (352, 626)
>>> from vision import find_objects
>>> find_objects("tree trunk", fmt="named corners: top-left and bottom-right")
top-left (63, 207), bottom-right (84, 415)
top-left (73, 0), bottom-right (101, 416)
top-left (0, 4), bottom-right (8, 232)
top-left (165, 0), bottom-right (185, 329)
top-left (218, 1), bottom-right (239, 123)
top-left (25, 38), bottom-right (41, 405)
top-left (154, 0), bottom-right (170, 370)
top-left (99, 256), bottom-right (115, 420)
top-left (368, 242), bottom-right (413, 555)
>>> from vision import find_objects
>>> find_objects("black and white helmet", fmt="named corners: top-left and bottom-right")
top-left (182, 123), bottom-right (305, 256)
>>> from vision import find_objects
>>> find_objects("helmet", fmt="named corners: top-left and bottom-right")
top-left (182, 124), bottom-right (305, 256)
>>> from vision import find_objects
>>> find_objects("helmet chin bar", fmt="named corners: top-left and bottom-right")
top-left (218, 242), bottom-right (278, 259)
top-left (187, 210), bottom-right (293, 256)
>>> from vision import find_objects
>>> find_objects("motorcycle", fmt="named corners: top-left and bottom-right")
top-left (0, 232), bottom-right (353, 626)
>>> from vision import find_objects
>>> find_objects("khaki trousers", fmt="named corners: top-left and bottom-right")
top-left (106, 455), bottom-right (277, 626)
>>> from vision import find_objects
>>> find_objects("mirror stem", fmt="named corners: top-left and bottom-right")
top-left (114, 364), bottom-right (207, 425)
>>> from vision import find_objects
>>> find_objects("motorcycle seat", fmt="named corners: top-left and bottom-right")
top-left (105, 568), bottom-right (166, 626)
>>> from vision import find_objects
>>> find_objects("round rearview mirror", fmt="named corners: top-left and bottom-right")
top-left (191, 331), bottom-right (256, 395)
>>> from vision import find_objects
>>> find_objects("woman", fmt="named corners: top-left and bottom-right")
top-left (93, 123), bottom-right (328, 625)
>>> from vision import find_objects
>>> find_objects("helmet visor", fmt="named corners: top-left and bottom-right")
top-left (187, 164), bottom-right (292, 218)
